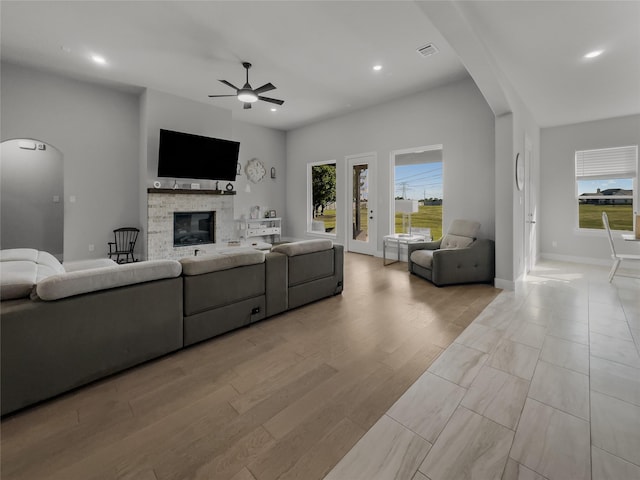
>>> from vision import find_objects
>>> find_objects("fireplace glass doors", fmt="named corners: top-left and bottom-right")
top-left (173, 211), bottom-right (215, 247)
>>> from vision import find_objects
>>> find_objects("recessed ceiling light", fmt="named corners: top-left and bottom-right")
top-left (584, 49), bottom-right (604, 59)
top-left (373, 65), bottom-right (382, 71)
top-left (91, 55), bottom-right (107, 65)
top-left (270, 108), bottom-right (277, 112)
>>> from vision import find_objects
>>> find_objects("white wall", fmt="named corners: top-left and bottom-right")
top-left (231, 120), bottom-right (287, 228)
top-left (1, 62), bottom-right (140, 261)
top-left (508, 92), bottom-right (541, 282)
top-left (540, 114), bottom-right (640, 261)
top-left (286, 77), bottom-right (495, 251)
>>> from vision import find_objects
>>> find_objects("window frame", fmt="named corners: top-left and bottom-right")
top-left (307, 160), bottom-right (337, 238)
top-left (574, 145), bottom-right (638, 233)
top-left (390, 145), bottom-right (443, 238)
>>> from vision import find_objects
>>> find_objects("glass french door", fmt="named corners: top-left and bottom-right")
top-left (346, 153), bottom-right (376, 255)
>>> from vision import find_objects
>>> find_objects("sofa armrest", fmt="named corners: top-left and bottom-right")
top-left (431, 239), bottom-right (495, 286)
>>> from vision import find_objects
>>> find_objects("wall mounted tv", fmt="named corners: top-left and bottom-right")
top-left (157, 129), bottom-right (239, 181)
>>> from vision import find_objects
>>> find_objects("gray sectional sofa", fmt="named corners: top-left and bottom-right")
top-left (0, 240), bottom-right (343, 415)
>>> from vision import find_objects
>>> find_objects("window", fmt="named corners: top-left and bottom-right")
top-left (394, 148), bottom-right (443, 240)
top-left (307, 161), bottom-right (337, 235)
top-left (576, 145), bottom-right (637, 231)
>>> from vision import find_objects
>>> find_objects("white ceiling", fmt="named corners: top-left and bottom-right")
top-left (1, 1), bottom-right (639, 131)
top-left (458, 0), bottom-right (640, 127)
top-left (0, 1), bottom-right (468, 131)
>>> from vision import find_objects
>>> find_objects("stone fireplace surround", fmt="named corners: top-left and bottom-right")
top-left (147, 189), bottom-right (235, 261)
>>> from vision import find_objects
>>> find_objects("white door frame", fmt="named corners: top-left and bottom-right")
top-left (345, 152), bottom-right (377, 255)
top-left (524, 135), bottom-right (537, 273)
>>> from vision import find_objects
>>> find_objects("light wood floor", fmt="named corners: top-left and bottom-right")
top-left (0, 253), bottom-right (499, 480)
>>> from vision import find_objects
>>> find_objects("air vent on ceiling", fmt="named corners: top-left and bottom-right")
top-left (417, 43), bottom-right (439, 58)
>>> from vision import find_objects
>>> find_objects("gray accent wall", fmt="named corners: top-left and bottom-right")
top-left (540, 114), bottom-right (640, 262)
top-left (285, 77), bottom-right (496, 253)
top-left (1, 62), bottom-right (140, 261)
top-left (1, 63), bottom-right (286, 261)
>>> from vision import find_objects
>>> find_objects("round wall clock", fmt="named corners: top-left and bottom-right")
top-left (246, 158), bottom-right (266, 183)
top-left (515, 153), bottom-right (524, 191)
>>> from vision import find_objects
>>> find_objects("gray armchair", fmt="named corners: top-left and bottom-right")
top-left (407, 219), bottom-right (494, 287)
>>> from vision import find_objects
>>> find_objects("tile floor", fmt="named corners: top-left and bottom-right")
top-left (324, 260), bottom-right (640, 480)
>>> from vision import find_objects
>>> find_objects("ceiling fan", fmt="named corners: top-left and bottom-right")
top-left (208, 62), bottom-right (284, 109)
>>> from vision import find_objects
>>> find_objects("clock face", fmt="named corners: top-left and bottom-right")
top-left (515, 153), bottom-right (525, 191)
top-left (246, 158), bottom-right (266, 183)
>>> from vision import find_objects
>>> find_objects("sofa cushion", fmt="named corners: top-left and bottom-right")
top-left (410, 249), bottom-right (435, 269)
top-left (63, 258), bottom-right (117, 272)
top-left (1, 261), bottom-right (38, 300)
top-left (272, 239), bottom-right (333, 257)
top-left (180, 250), bottom-right (265, 276)
top-left (440, 234), bottom-right (475, 249)
top-left (36, 251), bottom-right (66, 275)
top-left (0, 249), bottom-right (65, 300)
top-left (0, 248), bottom-right (39, 263)
top-left (289, 249), bottom-right (335, 286)
top-left (35, 260), bottom-right (182, 301)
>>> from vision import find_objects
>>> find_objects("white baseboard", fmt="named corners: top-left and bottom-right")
top-left (494, 278), bottom-right (515, 290)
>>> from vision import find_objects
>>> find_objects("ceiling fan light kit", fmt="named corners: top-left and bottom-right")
top-left (209, 62), bottom-right (284, 110)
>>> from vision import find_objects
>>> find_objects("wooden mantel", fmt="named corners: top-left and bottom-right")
top-left (147, 188), bottom-right (236, 195)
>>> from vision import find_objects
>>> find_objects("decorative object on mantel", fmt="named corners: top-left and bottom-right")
top-left (271, 167), bottom-right (276, 179)
top-left (153, 181), bottom-right (161, 189)
top-left (250, 205), bottom-right (261, 219)
top-left (246, 158), bottom-right (266, 183)
top-left (172, 179), bottom-right (179, 190)
top-left (190, 183), bottom-right (200, 190)
top-left (226, 182), bottom-right (234, 191)
top-left (147, 188), bottom-right (236, 195)
top-left (268, 210), bottom-right (277, 218)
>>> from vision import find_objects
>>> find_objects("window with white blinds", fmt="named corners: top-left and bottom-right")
top-left (575, 145), bottom-right (637, 180)
top-left (575, 145), bottom-right (637, 231)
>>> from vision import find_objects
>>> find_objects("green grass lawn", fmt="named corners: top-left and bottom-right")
top-left (315, 204), bottom-right (633, 238)
top-left (315, 205), bottom-right (444, 239)
top-left (579, 204), bottom-right (633, 230)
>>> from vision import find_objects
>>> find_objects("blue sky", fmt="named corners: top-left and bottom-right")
top-left (577, 178), bottom-right (633, 195)
top-left (395, 163), bottom-right (443, 199)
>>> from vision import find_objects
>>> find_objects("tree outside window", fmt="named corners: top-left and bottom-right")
top-left (308, 162), bottom-right (337, 234)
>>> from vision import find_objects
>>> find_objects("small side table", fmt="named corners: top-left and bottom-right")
top-left (383, 234), bottom-right (428, 265)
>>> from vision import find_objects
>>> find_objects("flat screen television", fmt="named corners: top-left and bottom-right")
top-left (157, 129), bottom-right (239, 181)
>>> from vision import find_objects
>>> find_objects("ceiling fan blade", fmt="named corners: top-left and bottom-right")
top-left (243, 103), bottom-right (252, 110)
top-left (253, 82), bottom-right (276, 94)
top-left (218, 79), bottom-right (240, 91)
top-left (258, 96), bottom-right (284, 105)
top-left (208, 94), bottom-right (237, 98)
